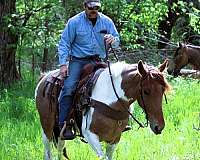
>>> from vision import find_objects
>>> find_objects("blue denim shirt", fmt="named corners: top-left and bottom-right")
top-left (58, 11), bottom-right (120, 65)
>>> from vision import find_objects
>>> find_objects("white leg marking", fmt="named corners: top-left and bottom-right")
top-left (42, 130), bottom-right (52, 160)
top-left (106, 143), bottom-right (116, 160)
top-left (57, 137), bottom-right (65, 160)
top-left (82, 108), bottom-right (105, 159)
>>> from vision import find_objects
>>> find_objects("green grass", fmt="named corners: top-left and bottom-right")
top-left (0, 76), bottom-right (199, 160)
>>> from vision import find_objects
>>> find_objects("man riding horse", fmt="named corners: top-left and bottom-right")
top-left (58, 0), bottom-right (120, 140)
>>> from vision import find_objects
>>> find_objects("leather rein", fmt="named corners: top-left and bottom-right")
top-left (104, 42), bottom-right (167, 129)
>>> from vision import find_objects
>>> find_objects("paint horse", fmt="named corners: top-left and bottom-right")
top-left (167, 43), bottom-right (200, 77)
top-left (35, 60), bottom-right (170, 160)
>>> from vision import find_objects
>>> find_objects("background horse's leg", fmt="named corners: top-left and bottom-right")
top-left (106, 143), bottom-right (116, 160)
top-left (82, 108), bottom-right (107, 159)
top-left (42, 130), bottom-right (52, 160)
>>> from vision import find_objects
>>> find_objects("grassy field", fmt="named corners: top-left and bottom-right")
top-left (0, 75), bottom-right (199, 160)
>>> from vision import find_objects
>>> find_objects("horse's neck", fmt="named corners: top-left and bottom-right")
top-left (91, 67), bottom-right (128, 106)
top-left (188, 47), bottom-right (200, 69)
top-left (121, 71), bottom-right (141, 101)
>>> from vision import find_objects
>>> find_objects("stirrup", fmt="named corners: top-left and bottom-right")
top-left (60, 122), bottom-right (67, 139)
top-left (60, 121), bottom-right (76, 140)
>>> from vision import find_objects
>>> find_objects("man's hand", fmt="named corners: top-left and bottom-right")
top-left (60, 65), bottom-right (68, 78)
top-left (104, 34), bottom-right (116, 45)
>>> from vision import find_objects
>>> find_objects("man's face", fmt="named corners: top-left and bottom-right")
top-left (85, 4), bottom-right (100, 19)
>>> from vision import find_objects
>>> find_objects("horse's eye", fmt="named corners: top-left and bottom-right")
top-left (143, 89), bottom-right (150, 95)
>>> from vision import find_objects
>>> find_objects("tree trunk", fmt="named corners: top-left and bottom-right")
top-left (62, 0), bottom-right (83, 18)
top-left (32, 50), bottom-right (35, 79)
top-left (41, 47), bottom-right (48, 72)
top-left (157, 0), bottom-right (179, 49)
top-left (158, 0), bottom-right (199, 49)
top-left (0, 0), bottom-right (20, 87)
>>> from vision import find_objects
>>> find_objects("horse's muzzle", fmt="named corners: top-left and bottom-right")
top-left (167, 69), bottom-right (173, 75)
top-left (150, 121), bottom-right (165, 135)
top-left (167, 69), bottom-right (179, 78)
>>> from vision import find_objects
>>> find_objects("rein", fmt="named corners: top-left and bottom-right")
top-left (104, 41), bottom-right (168, 129)
top-left (104, 40), bottom-right (145, 129)
top-left (139, 74), bottom-right (150, 128)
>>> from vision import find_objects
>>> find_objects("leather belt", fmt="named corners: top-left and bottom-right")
top-left (70, 55), bottom-right (101, 61)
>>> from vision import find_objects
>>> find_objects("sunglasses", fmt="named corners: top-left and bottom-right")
top-left (87, 6), bottom-right (100, 10)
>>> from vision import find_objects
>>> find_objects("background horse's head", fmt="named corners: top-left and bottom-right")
top-left (136, 60), bottom-right (170, 134)
top-left (167, 43), bottom-right (189, 77)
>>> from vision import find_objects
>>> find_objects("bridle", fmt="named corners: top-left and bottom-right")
top-left (104, 40), bottom-right (167, 129)
top-left (104, 40), bottom-right (146, 128)
top-left (139, 72), bottom-right (168, 128)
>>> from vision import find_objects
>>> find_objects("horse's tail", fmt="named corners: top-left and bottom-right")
top-left (52, 126), bottom-right (60, 146)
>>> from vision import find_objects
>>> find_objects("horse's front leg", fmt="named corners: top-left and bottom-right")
top-left (42, 130), bottom-right (52, 160)
top-left (106, 143), bottom-right (116, 160)
top-left (82, 108), bottom-right (107, 159)
top-left (83, 130), bottom-right (108, 159)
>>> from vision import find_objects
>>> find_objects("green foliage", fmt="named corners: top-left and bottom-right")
top-left (101, 0), bottom-right (200, 49)
top-left (102, 0), bottom-right (169, 48)
top-left (190, 7), bottom-right (200, 34)
top-left (14, 0), bottom-right (65, 66)
top-left (8, 0), bottom-right (199, 72)
top-left (170, 1), bottom-right (200, 44)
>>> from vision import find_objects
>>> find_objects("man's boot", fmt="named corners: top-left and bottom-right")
top-left (59, 122), bottom-right (75, 140)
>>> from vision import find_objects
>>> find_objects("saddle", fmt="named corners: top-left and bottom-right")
top-left (43, 62), bottom-right (107, 136)
top-left (74, 62), bottom-right (107, 109)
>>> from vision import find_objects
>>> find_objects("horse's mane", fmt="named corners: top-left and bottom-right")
top-left (174, 45), bottom-right (182, 57)
top-left (186, 44), bottom-right (200, 49)
top-left (175, 43), bottom-right (200, 57)
top-left (105, 62), bottom-right (128, 77)
top-left (145, 65), bottom-right (171, 93)
top-left (108, 62), bottom-right (171, 93)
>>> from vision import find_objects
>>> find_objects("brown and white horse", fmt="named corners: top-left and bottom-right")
top-left (167, 43), bottom-right (200, 77)
top-left (35, 60), bottom-right (170, 160)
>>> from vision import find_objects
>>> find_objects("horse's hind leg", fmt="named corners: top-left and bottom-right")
top-left (106, 143), bottom-right (116, 160)
top-left (57, 137), bottom-right (69, 160)
top-left (42, 130), bottom-right (52, 160)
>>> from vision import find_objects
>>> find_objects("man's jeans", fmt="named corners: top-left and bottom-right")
top-left (58, 57), bottom-right (95, 125)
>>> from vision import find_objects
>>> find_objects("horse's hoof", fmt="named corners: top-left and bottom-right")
top-left (80, 138), bottom-right (88, 143)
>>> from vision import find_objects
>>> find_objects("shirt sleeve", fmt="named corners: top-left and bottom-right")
top-left (58, 19), bottom-right (76, 65)
top-left (108, 20), bottom-right (120, 48)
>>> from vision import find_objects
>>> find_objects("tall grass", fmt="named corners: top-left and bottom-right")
top-left (0, 75), bottom-right (199, 160)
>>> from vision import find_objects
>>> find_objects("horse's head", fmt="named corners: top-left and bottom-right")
top-left (167, 43), bottom-right (188, 77)
top-left (136, 60), bottom-right (170, 134)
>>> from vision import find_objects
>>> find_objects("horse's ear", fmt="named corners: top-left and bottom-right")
top-left (159, 59), bottom-right (168, 72)
top-left (138, 60), bottom-right (147, 77)
top-left (179, 42), bottom-right (187, 49)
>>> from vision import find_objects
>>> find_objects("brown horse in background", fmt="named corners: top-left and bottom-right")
top-left (35, 60), bottom-right (171, 160)
top-left (167, 43), bottom-right (200, 77)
